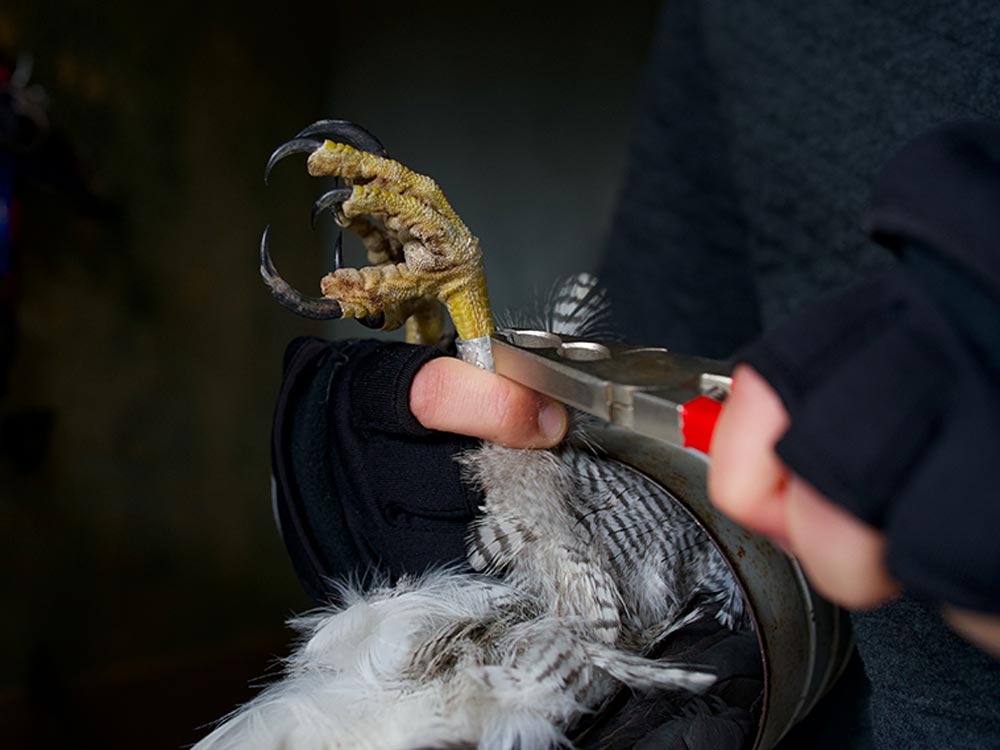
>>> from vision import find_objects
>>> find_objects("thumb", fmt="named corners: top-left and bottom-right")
top-left (410, 357), bottom-right (568, 448)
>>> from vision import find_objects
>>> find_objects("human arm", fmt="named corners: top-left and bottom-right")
top-left (709, 120), bottom-right (1000, 654)
top-left (401, 120), bottom-right (1000, 659)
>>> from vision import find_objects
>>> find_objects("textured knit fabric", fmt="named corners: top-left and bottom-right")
top-left (853, 596), bottom-right (1000, 748)
top-left (867, 119), bottom-right (1000, 297)
top-left (600, 0), bottom-right (1000, 357)
top-left (271, 337), bottom-right (479, 602)
top-left (741, 118), bottom-right (1000, 612)
top-left (598, 2), bottom-right (1000, 748)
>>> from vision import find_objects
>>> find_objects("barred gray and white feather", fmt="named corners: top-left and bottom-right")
top-left (195, 274), bottom-right (749, 750)
top-left (497, 272), bottom-right (615, 340)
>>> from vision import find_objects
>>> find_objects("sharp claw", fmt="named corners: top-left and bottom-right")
top-left (310, 187), bottom-right (354, 227)
top-left (295, 120), bottom-right (388, 156)
top-left (332, 230), bottom-right (344, 270)
top-left (259, 226), bottom-right (343, 320)
top-left (358, 312), bottom-right (386, 329)
top-left (261, 121), bottom-right (393, 329)
top-left (264, 138), bottom-right (324, 184)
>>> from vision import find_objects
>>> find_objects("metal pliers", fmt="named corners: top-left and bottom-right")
top-left (491, 329), bottom-right (732, 453)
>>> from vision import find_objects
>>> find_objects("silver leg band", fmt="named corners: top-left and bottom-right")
top-left (456, 335), bottom-right (495, 371)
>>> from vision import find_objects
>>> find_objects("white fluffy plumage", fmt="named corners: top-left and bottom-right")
top-left (195, 274), bottom-right (749, 750)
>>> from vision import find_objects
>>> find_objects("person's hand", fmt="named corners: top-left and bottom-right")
top-left (707, 367), bottom-right (1000, 659)
top-left (707, 364), bottom-right (901, 610)
top-left (413, 357), bottom-right (899, 608)
top-left (409, 357), bottom-right (568, 448)
top-left (410, 356), bottom-right (1000, 659)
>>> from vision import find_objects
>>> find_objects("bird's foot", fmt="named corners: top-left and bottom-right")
top-left (261, 120), bottom-right (494, 343)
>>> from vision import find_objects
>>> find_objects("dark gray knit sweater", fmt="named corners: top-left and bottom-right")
top-left (599, 2), bottom-right (1000, 748)
top-left (601, 0), bottom-right (1000, 355)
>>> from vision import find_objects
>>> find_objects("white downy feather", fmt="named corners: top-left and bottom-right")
top-left (196, 274), bottom-right (747, 750)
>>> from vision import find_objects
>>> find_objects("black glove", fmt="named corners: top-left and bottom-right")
top-left (271, 337), bottom-right (481, 603)
top-left (740, 119), bottom-right (1000, 613)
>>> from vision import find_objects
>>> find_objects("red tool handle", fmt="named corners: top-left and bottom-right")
top-left (679, 395), bottom-right (724, 454)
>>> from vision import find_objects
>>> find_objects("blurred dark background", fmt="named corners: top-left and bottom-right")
top-left (0, 1), bottom-right (660, 747)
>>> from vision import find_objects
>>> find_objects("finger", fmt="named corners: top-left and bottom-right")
top-left (708, 364), bottom-right (792, 545)
top-left (785, 475), bottom-right (900, 609)
top-left (410, 357), bottom-right (568, 448)
top-left (942, 606), bottom-right (1000, 660)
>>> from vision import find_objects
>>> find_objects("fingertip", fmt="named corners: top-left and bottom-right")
top-left (537, 401), bottom-right (569, 446)
top-left (485, 376), bottom-right (566, 448)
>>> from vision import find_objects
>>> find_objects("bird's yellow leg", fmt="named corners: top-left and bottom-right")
top-left (405, 301), bottom-right (447, 346)
top-left (262, 123), bottom-right (496, 348)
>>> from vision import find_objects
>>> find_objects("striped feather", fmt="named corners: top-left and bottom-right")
top-left (195, 274), bottom-right (750, 750)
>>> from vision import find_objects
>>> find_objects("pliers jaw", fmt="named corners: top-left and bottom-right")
top-left (491, 328), bottom-right (732, 452)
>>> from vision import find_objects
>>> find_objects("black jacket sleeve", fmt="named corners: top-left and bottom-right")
top-left (270, 337), bottom-right (482, 603)
top-left (740, 120), bottom-right (1000, 613)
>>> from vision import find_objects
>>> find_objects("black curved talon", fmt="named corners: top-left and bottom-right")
top-left (358, 312), bottom-right (386, 329)
top-left (261, 121), bottom-right (391, 329)
top-left (311, 187), bottom-right (354, 227)
top-left (295, 120), bottom-right (388, 156)
top-left (264, 138), bottom-right (324, 184)
top-left (332, 230), bottom-right (344, 271)
top-left (259, 227), bottom-right (343, 320)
